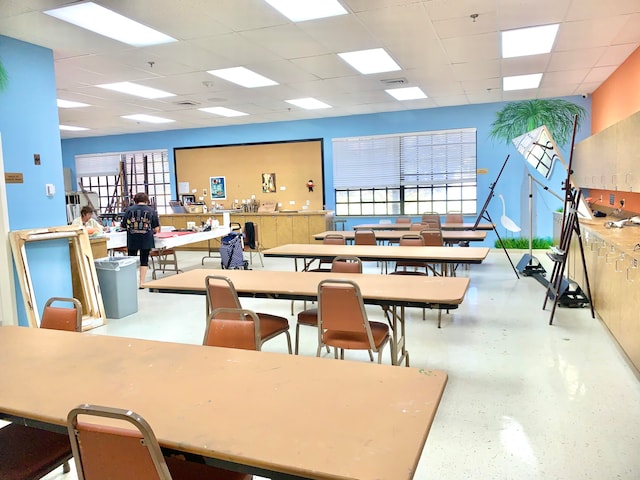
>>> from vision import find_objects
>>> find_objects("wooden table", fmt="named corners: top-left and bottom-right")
top-left (263, 243), bottom-right (490, 275)
top-left (314, 229), bottom-right (487, 245)
top-left (144, 269), bottom-right (470, 360)
top-left (353, 222), bottom-right (494, 231)
top-left (0, 326), bottom-right (447, 480)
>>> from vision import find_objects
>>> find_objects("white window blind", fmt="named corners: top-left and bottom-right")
top-left (75, 153), bottom-right (122, 177)
top-left (333, 128), bottom-right (475, 189)
top-left (333, 135), bottom-right (401, 188)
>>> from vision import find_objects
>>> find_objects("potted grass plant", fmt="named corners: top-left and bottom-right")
top-left (489, 98), bottom-right (586, 148)
top-left (0, 58), bottom-right (8, 91)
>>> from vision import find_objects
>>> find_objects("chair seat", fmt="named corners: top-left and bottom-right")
top-left (256, 313), bottom-right (290, 340)
top-left (0, 424), bottom-right (72, 480)
top-left (324, 321), bottom-right (389, 350)
top-left (297, 308), bottom-right (318, 326)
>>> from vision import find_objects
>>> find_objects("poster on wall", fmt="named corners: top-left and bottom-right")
top-left (262, 173), bottom-right (276, 193)
top-left (210, 176), bottom-right (226, 200)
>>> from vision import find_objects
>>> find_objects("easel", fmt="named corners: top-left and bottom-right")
top-left (543, 118), bottom-right (594, 324)
top-left (473, 154), bottom-right (520, 279)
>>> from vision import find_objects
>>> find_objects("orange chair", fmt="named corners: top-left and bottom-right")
top-left (420, 229), bottom-right (447, 276)
top-left (390, 234), bottom-right (429, 275)
top-left (41, 296), bottom-right (82, 331)
top-left (243, 222), bottom-right (263, 267)
top-left (308, 233), bottom-right (345, 272)
top-left (445, 212), bottom-right (464, 224)
top-left (317, 279), bottom-right (390, 364)
top-left (421, 213), bottom-right (441, 227)
top-left (295, 256), bottom-right (363, 355)
top-left (0, 297), bottom-right (83, 480)
top-left (67, 404), bottom-right (251, 480)
top-left (205, 275), bottom-right (292, 353)
top-left (395, 216), bottom-right (411, 224)
top-left (203, 308), bottom-right (261, 351)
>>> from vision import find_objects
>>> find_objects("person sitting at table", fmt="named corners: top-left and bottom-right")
top-left (71, 206), bottom-right (103, 234)
top-left (124, 192), bottom-right (160, 289)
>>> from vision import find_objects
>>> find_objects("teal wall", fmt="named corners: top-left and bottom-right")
top-left (61, 98), bottom-right (591, 246)
top-left (1, 35), bottom-right (72, 326)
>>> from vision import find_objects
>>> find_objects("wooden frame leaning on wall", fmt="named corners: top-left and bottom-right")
top-left (9, 225), bottom-right (106, 330)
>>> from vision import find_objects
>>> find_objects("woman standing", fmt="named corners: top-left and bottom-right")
top-left (124, 192), bottom-right (160, 288)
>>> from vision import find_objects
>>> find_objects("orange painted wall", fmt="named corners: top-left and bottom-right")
top-left (591, 46), bottom-right (640, 134)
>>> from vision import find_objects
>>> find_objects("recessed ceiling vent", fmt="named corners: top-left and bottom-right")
top-left (174, 100), bottom-right (200, 106)
top-left (381, 78), bottom-right (408, 86)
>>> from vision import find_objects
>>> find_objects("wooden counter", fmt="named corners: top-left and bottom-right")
top-left (159, 211), bottom-right (332, 249)
top-left (568, 220), bottom-right (640, 373)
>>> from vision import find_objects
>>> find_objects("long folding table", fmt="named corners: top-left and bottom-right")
top-left (353, 222), bottom-right (494, 231)
top-left (144, 269), bottom-right (470, 361)
top-left (0, 325), bottom-right (447, 480)
top-left (263, 243), bottom-right (490, 275)
top-left (314, 229), bottom-right (487, 245)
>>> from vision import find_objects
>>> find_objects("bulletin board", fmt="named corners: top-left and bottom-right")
top-left (174, 139), bottom-right (324, 211)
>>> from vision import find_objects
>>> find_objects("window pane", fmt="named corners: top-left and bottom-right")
top-left (404, 202), bottom-right (418, 215)
top-left (404, 187), bottom-right (418, 201)
top-left (418, 201), bottom-right (432, 213)
top-left (336, 191), bottom-right (349, 203)
top-left (348, 190), bottom-right (361, 203)
top-left (348, 204), bottom-right (362, 215)
top-left (374, 190), bottom-right (387, 202)
top-left (361, 189), bottom-right (374, 202)
top-left (361, 203), bottom-right (374, 215)
top-left (374, 203), bottom-right (388, 215)
top-left (388, 202), bottom-right (401, 215)
top-left (418, 188), bottom-right (432, 201)
top-left (387, 189), bottom-right (400, 201)
top-left (448, 186), bottom-right (462, 200)
top-left (336, 204), bottom-right (349, 215)
top-left (432, 201), bottom-right (447, 213)
top-left (433, 187), bottom-right (446, 201)
top-left (462, 200), bottom-right (476, 214)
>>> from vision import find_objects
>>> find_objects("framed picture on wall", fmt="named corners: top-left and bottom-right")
top-left (210, 176), bottom-right (227, 200)
top-left (262, 172), bottom-right (276, 193)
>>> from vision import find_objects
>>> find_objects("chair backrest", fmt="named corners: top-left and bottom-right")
top-left (354, 229), bottom-right (376, 246)
top-left (421, 214), bottom-right (441, 227)
top-left (445, 212), bottom-right (464, 224)
top-left (67, 404), bottom-right (172, 480)
top-left (323, 234), bottom-right (345, 245)
top-left (203, 308), bottom-right (260, 350)
top-left (409, 223), bottom-right (423, 231)
top-left (420, 229), bottom-right (444, 246)
top-left (243, 221), bottom-right (259, 249)
top-left (317, 279), bottom-right (375, 345)
top-left (41, 297), bottom-right (82, 332)
top-left (399, 234), bottom-right (425, 247)
top-left (331, 256), bottom-right (363, 273)
top-left (395, 217), bottom-right (411, 224)
top-left (205, 275), bottom-right (242, 313)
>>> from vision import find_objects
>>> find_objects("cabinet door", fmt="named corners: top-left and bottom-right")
top-left (616, 111), bottom-right (640, 192)
top-left (291, 215), bottom-right (309, 244)
top-left (308, 214), bottom-right (329, 242)
top-left (276, 215), bottom-right (294, 246)
top-left (260, 215), bottom-right (278, 248)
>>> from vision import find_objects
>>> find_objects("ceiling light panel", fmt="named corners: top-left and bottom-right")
top-left (385, 87), bottom-right (427, 100)
top-left (503, 73), bottom-right (543, 91)
top-left (207, 67), bottom-right (279, 88)
top-left (44, 2), bottom-right (177, 47)
top-left (264, 0), bottom-right (348, 22)
top-left (502, 24), bottom-right (559, 58)
top-left (286, 98), bottom-right (332, 109)
top-left (59, 125), bottom-right (89, 131)
top-left (57, 99), bottom-right (90, 108)
top-left (97, 82), bottom-right (176, 99)
top-left (338, 48), bottom-right (401, 74)
top-left (199, 107), bottom-right (248, 117)
top-left (121, 114), bottom-right (175, 124)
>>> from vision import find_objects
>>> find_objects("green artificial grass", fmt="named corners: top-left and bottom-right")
top-left (494, 237), bottom-right (553, 249)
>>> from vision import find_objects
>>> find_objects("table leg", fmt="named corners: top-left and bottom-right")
top-left (382, 305), bottom-right (409, 367)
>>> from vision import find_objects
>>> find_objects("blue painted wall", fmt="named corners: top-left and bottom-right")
top-left (61, 98), bottom-right (591, 247)
top-left (1, 35), bottom-right (72, 325)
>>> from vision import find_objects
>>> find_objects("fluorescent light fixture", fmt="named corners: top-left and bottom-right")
top-left (199, 107), bottom-right (248, 117)
top-left (44, 2), bottom-right (176, 47)
top-left (57, 99), bottom-right (90, 108)
top-left (385, 87), bottom-right (427, 101)
top-left (59, 125), bottom-right (89, 131)
top-left (97, 82), bottom-right (175, 99)
top-left (264, 0), bottom-right (347, 22)
top-left (338, 48), bottom-right (401, 75)
top-left (286, 98), bottom-right (331, 109)
top-left (207, 67), bottom-right (278, 88)
top-left (121, 114), bottom-right (175, 124)
top-left (503, 73), bottom-right (543, 91)
top-left (502, 24), bottom-right (559, 58)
